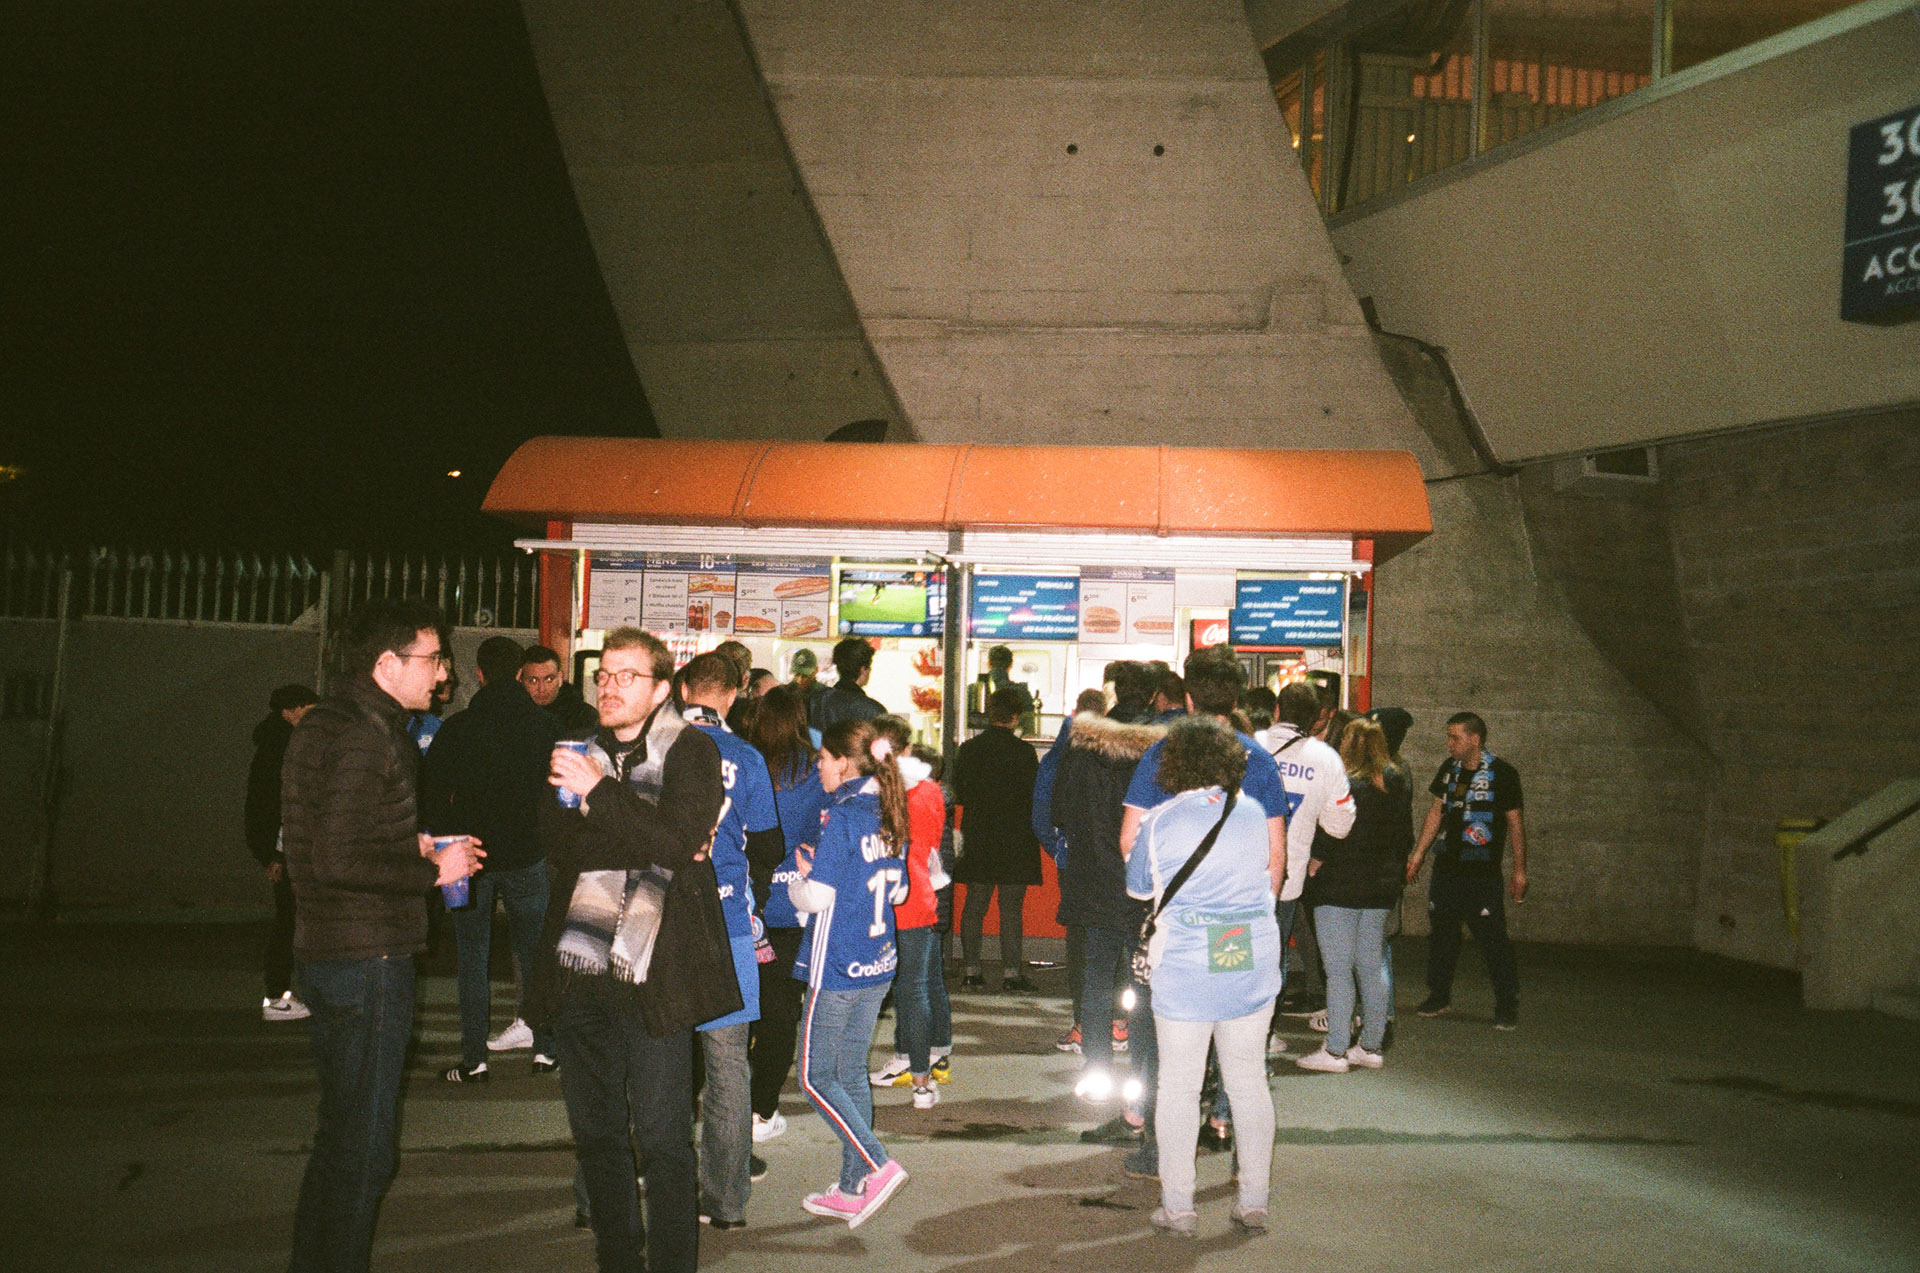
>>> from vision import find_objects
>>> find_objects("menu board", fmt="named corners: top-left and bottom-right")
top-left (969, 573), bottom-right (1080, 641)
top-left (1230, 578), bottom-right (1345, 647)
top-left (637, 558), bottom-right (735, 635)
top-left (1079, 567), bottom-right (1175, 645)
top-left (586, 553), bottom-right (646, 631)
top-left (734, 558), bottom-right (831, 642)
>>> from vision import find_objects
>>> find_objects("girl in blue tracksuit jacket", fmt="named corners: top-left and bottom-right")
top-left (788, 718), bottom-right (912, 1227)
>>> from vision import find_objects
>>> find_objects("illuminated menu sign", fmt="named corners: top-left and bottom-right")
top-left (1230, 578), bottom-right (1344, 647)
top-left (1079, 567), bottom-right (1175, 645)
top-left (969, 573), bottom-right (1080, 641)
top-left (1844, 101), bottom-right (1920, 321)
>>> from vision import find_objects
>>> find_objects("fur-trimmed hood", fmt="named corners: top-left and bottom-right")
top-left (1067, 712), bottom-right (1164, 763)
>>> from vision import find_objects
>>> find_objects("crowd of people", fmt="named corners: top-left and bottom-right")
top-left (252, 604), bottom-right (1528, 1270)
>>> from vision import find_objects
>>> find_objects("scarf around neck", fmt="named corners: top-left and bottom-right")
top-left (555, 699), bottom-right (698, 983)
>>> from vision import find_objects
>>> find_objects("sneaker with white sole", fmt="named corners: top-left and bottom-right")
top-left (1293, 1047), bottom-right (1350, 1073)
top-left (801, 1184), bottom-right (864, 1222)
top-left (751, 1111), bottom-right (787, 1142)
top-left (531, 1053), bottom-right (558, 1074)
top-left (1345, 1045), bottom-right (1385, 1069)
top-left (488, 1018), bottom-right (533, 1051)
top-left (262, 993), bottom-right (310, 1022)
top-left (1307, 1008), bottom-right (1329, 1033)
top-left (869, 1054), bottom-right (913, 1088)
top-left (1055, 1025), bottom-right (1083, 1053)
top-left (442, 1061), bottom-right (489, 1083)
top-left (1150, 1207), bottom-right (1198, 1236)
top-left (1230, 1204), bottom-right (1269, 1233)
top-left (851, 1160), bottom-right (908, 1228)
top-left (912, 1083), bottom-right (938, 1109)
top-left (929, 1056), bottom-right (952, 1083)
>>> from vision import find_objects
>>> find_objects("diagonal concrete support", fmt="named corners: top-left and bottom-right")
top-left (731, 0), bottom-right (1425, 449)
top-left (519, 0), bottom-right (901, 440)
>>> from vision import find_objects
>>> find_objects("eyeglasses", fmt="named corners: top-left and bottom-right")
top-left (593, 668), bottom-right (656, 689)
top-left (396, 651), bottom-right (450, 670)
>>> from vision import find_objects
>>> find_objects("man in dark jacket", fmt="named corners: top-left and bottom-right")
top-left (519, 643), bottom-right (600, 736)
top-left (282, 599), bottom-right (481, 1273)
top-left (814, 636), bottom-right (886, 729)
top-left (246, 682), bottom-right (316, 1021)
top-left (420, 636), bottom-right (562, 1081)
top-left (1051, 663), bottom-right (1162, 1080)
top-left (544, 627), bottom-right (731, 1273)
top-left (952, 687), bottom-right (1042, 991)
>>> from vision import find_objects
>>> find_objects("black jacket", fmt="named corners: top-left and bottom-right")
top-left (952, 724), bottom-right (1042, 886)
top-left (1050, 711), bottom-right (1164, 928)
top-left (419, 680), bottom-right (561, 872)
top-left (282, 677), bottom-right (437, 962)
top-left (244, 713), bottom-right (294, 866)
top-left (536, 707), bottom-right (737, 1037)
top-left (815, 681), bottom-right (886, 730)
top-left (1308, 767), bottom-right (1413, 910)
top-left (544, 681), bottom-right (601, 737)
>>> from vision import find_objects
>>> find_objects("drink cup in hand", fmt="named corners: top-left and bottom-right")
top-left (434, 835), bottom-right (473, 908)
top-left (554, 739), bottom-right (593, 808)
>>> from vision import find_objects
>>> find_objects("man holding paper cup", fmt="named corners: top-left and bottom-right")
top-left (281, 599), bottom-right (482, 1272)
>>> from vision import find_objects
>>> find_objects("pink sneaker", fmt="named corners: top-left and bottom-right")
top-left (850, 1159), bottom-right (909, 1228)
top-left (801, 1184), bottom-right (865, 1222)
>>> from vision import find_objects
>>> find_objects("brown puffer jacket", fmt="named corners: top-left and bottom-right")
top-left (283, 676), bottom-right (437, 962)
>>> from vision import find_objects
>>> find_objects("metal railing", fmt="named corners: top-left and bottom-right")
top-left (0, 547), bottom-right (537, 629)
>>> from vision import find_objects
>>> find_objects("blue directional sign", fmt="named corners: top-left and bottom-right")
top-left (969, 573), bottom-right (1080, 641)
top-left (1230, 578), bottom-right (1345, 647)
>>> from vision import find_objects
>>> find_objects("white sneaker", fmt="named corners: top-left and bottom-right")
top-left (1294, 1046), bottom-right (1351, 1073)
top-left (1307, 1008), bottom-right (1329, 1033)
top-left (869, 1054), bottom-right (912, 1088)
top-left (912, 1083), bottom-right (939, 1110)
top-left (262, 993), bottom-right (310, 1022)
top-left (488, 1018), bottom-right (534, 1051)
top-left (752, 1112), bottom-right (787, 1142)
top-left (1345, 1045), bottom-right (1385, 1069)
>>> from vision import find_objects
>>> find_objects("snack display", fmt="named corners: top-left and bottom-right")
top-left (733, 614), bottom-right (776, 634)
top-left (1083, 605), bottom-right (1122, 634)
top-left (773, 575), bottom-right (829, 598)
top-left (781, 614), bottom-right (823, 638)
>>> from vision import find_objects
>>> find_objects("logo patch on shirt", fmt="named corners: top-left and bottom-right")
top-left (1207, 923), bottom-right (1252, 972)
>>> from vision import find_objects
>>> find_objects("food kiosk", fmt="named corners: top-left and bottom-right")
top-left (484, 438), bottom-right (1432, 937)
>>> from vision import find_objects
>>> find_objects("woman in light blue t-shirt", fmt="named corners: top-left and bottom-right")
top-left (1127, 716), bottom-right (1282, 1238)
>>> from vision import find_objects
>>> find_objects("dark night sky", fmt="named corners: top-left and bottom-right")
top-left (1, 1), bottom-right (655, 553)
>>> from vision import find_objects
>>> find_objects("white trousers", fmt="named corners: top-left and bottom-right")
top-left (1153, 1000), bottom-right (1277, 1214)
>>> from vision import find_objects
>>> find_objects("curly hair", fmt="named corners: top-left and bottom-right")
top-left (1155, 715), bottom-right (1247, 795)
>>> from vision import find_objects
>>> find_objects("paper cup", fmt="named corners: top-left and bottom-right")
top-left (433, 835), bottom-right (472, 908)
top-left (555, 739), bottom-right (593, 808)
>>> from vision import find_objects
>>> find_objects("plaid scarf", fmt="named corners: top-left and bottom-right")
top-left (555, 700), bottom-right (695, 984)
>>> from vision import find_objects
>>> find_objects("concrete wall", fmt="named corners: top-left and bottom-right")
top-left (0, 620), bottom-right (533, 912)
top-left (731, 0), bottom-right (1425, 449)
top-left (1374, 474), bottom-right (1713, 945)
top-left (1665, 410), bottom-right (1920, 965)
top-left (1330, 6), bottom-right (1920, 459)
top-left (518, 0), bottom-right (901, 440)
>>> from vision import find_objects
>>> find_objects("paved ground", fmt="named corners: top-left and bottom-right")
top-left (4, 920), bottom-right (1917, 1272)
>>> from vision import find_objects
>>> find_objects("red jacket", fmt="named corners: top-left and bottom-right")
top-left (896, 767), bottom-right (946, 930)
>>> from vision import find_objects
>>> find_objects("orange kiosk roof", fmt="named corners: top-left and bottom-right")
top-left (484, 438), bottom-right (1432, 561)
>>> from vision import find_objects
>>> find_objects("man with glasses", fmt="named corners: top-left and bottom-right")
top-left (543, 627), bottom-right (735, 1273)
top-left (519, 643), bottom-right (600, 735)
top-left (282, 599), bottom-right (482, 1272)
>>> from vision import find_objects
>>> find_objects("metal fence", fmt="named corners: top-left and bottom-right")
top-left (0, 547), bottom-right (538, 629)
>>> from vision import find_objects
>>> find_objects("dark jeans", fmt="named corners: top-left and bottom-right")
top-left (265, 873), bottom-right (296, 998)
top-left (290, 954), bottom-right (415, 1273)
top-left (453, 861), bottom-right (552, 1067)
top-left (1282, 899), bottom-right (1327, 999)
top-left (1426, 873), bottom-right (1520, 1014)
top-left (891, 925), bottom-right (952, 1074)
top-left (1125, 971), bottom-right (1159, 1175)
top-left (558, 975), bottom-right (697, 1273)
top-left (959, 883), bottom-right (1027, 974)
top-left (1079, 923), bottom-right (1132, 1072)
top-left (748, 926), bottom-right (805, 1120)
top-left (1064, 925), bottom-right (1085, 1024)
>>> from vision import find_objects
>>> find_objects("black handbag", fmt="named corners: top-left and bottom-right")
top-left (1131, 787), bottom-right (1239, 985)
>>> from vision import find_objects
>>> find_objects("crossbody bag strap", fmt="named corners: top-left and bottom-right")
top-left (1148, 788), bottom-right (1239, 922)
